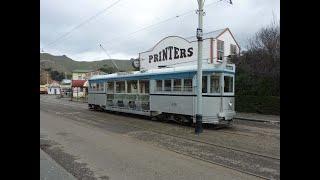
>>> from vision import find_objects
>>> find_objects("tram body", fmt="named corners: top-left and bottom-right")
top-left (88, 63), bottom-right (235, 125)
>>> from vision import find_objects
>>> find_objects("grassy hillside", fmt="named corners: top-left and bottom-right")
top-left (40, 53), bottom-right (134, 73)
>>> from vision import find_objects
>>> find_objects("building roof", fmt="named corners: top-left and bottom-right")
top-left (72, 80), bottom-right (87, 87)
top-left (72, 69), bottom-right (93, 73)
top-left (185, 28), bottom-right (227, 41)
top-left (61, 79), bottom-right (71, 84)
top-left (144, 28), bottom-right (239, 52)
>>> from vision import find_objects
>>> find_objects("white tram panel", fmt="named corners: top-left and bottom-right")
top-left (150, 95), bottom-right (195, 116)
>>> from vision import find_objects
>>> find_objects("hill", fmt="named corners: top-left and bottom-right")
top-left (40, 53), bottom-right (134, 74)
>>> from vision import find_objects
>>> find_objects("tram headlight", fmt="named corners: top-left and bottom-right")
top-left (228, 100), bottom-right (233, 109)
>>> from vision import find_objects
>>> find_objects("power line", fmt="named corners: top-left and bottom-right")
top-left (44, 0), bottom-right (122, 49)
top-left (45, 0), bottom-right (225, 60)
top-left (100, 0), bottom-right (223, 47)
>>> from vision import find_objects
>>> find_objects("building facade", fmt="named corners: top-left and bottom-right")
top-left (47, 81), bottom-right (61, 95)
top-left (139, 28), bottom-right (240, 71)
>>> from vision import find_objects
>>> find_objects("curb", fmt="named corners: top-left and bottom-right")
top-left (235, 117), bottom-right (280, 124)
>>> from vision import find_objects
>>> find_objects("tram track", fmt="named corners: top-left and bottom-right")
top-left (40, 100), bottom-right (280, 160)
top-left (40, 102), bottom-right (280, 160)
top-left (41, 99), bottom-right (280, 179)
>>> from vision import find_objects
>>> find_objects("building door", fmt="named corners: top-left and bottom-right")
top-left (54, 88), bottom-right (56, 95)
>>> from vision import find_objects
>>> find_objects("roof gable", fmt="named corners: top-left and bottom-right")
top-left (185, 28), bottom-right (227, 41)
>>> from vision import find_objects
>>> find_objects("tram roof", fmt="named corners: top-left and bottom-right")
top-left (89, 64), bottom-right (235, 82)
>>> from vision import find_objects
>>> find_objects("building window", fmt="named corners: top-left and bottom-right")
top-left (164, 80), bottom-right (171, 92)
top-left (224, 76), bottom-right (233, 93)
top-left (156, 80), bottom-right (162, 91)
top-left (217, 40), bottom-right (224, 61)
top-left (183, 79), bottom-right (193, 92)
top-left (173, 79), bottom-right (182, 91)
top-left (116, 81), bottom-right (125, 93)
top-left (210, 75), bottom-right (220, 93)
top-left (107, 82), bottom-right (114, 93)
top-left (230, 44), bottom-right (237, 55)
top-left (127, 80), bottom-right (138, 93)
top-left (202, 76), bottom-right (207, 93)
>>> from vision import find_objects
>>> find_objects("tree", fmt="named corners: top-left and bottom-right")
top-left (99, 64), bottom-right (116, 74)
top-left (50, 70), bottom-right (64, 82)
top-left (231, 18), bottom-right (280, 96)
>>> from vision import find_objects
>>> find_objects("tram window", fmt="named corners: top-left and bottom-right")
top-left (202, 76), bottom-right (207, 93)
top-left (183, 79), bottom-right (193, 92)
top-left (210, 75), bottom-right (220, 93)
top-left (96, 83), bottom-right (100, 91)
top-left (116, 81), bottom-right (125, 93)
top-left (139, 80), bottom-right (149, 94)
top-left (224, 76), bottom-right (233, 93)
top-left (173, 79), bottom-right (182, 91)
top-left (156, 80), bottom-right (162, 91)
top-left (127, 80), bottom-right (138, 93)
top-left (164, 80), bottom-right (172, 91)
top-left (100, 83), bottom-right (104, 91)
top-left (107, 82), bottom-right (114, 93)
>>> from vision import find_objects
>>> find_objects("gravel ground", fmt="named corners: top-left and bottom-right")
top-left (41, 110), bottom-right (261, 180)
top-left (40, 138), bottom-right (108, 180)
top-left (127, 130), bottom-right (279, 179)
top-left (40, 95), bottom-right (280, 179)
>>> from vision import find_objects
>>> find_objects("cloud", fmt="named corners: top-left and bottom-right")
top-left (40, 0), bottom-right (279, 61)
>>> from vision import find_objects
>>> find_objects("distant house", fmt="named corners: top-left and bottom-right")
top-left (72, 69), bottom-right (92, 80)
top-left (47, 81), bottom-right (61, 95)
top-left (71, 69), bottom-right (104, 100)
top-left (72, 80), bottom-right (87, 98)
top-left (72, 69), bottom-right (106, 80)
top-left (40, 84), bottom-right (48, 94)
top-left (60, 79), bottom-right (72, 96)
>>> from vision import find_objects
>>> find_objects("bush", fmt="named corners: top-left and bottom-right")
top-left (235, 95), bottom-right (280, 115)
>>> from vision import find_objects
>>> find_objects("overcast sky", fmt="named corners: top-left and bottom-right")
top-left (40, 0), bottom-right (279, 61)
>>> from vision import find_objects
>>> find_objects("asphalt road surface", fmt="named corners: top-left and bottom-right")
top-left (40, 95), bottom-right (279, 180)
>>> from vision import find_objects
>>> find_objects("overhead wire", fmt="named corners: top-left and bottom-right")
top-left (43, 0), bottom-right (122, 49)
top-left (44, 0), bottom-right (225, 60)
top-left (100, 0), bottom-right (223, 48)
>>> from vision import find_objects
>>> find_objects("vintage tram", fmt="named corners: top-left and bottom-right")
top-left (88, 63), bottom-right (235, 125)
top-left (88, 30), bottom-right (239, 125)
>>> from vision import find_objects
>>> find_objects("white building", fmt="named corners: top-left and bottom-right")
top-left (139, 28), bottom-right (240, 71)
top-left (47, 81), bottom-right (61, 95)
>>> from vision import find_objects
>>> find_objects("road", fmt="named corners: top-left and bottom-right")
top-left (40, 95), bottom-right (279, 180)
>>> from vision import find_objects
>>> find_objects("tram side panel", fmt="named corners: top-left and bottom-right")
top-left (88, 93), bottom-right (95, 105)
top-left (94, 93), bottom-right (107, 108)
top-left (201, 96), bottom-right (235, 123)
top-left (150, 95), bottom-right (194, 116)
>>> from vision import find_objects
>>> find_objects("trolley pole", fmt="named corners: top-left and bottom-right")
top-left (195, 0), bottom-right (204, 134)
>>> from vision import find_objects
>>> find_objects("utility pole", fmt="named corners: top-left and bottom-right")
top-left (195, 0), bottom-right (204, 134)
